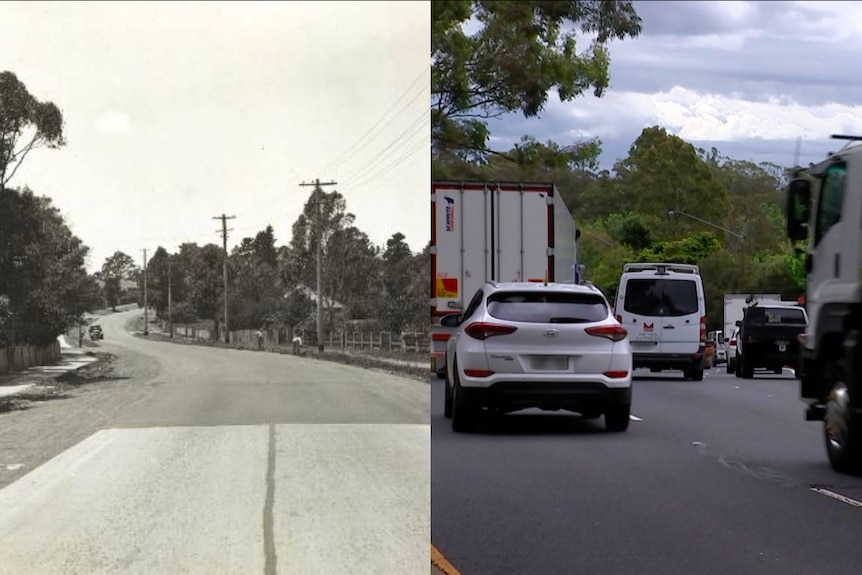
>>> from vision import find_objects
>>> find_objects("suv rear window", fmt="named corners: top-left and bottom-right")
top-left (487, 291), bottom-right (608, 324)
top-left (623, 278), bottom-right (699, 317)
top-left (746, 307), bottom-right (807, 325)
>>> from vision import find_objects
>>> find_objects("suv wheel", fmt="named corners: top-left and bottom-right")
top-left (741, 354), bottom-right (754, 379)
top-left (451, 360), bottom-right (477, 432)
top-left (443, 359), bottom-right (453, 419)
top-left (605, 403), bottom-right (631, 432)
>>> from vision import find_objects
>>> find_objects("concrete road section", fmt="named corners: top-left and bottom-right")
top-left (431, 367), bottom-right (862, 575)
top-left (0, 309), bottom-right (430, 573)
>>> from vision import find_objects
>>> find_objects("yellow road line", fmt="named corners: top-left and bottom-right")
top-left (431, 543), bottom-right (463, 575)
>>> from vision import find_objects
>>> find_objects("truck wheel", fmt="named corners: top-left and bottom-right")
top-left (605, 402), bottom-right (630, 432)
top-left (443, 362), bottom-right (453, 419)
top-left (824, 359), bottom-right (862, 474)
top-left (451, 361), bottom-right (477, 433)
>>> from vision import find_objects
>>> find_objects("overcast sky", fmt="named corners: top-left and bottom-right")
top-left (1, 1), bottom-right (429, 273)
top-left (487, 0), bottom-right (862, 172)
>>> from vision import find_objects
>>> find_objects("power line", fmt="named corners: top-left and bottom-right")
top-left (349, 135), bottom-right (428, 191)
top-left (337, 109), bottom-right (430, 184)
top-left (318, 64), bottom-right (429, 175)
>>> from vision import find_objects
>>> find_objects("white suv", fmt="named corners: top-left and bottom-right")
top-left (441, 281), bottom-right (633, 433)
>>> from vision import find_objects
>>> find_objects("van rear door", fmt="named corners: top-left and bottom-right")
top-left (618, 277), bottom-right (702, 355)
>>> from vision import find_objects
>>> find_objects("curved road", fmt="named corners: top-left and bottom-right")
top-left (431, 367), bottom-right (862, 575)
top-left (0, 309), bottom-right (429, 574)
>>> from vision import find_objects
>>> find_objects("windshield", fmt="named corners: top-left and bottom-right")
top-left (623, 278), bottom-right (699, 317)
top-left (746, 307), bottom-right (807, 325)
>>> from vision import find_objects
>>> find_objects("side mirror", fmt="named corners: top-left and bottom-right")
top-left (786, 178), bottom-right (811, 241)
top-left (440, 314), bottom-right (460, 328)
top-left (735, 320), bottom-right (742, 327)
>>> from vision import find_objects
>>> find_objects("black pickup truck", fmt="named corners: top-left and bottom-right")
top-left (735, 304), bottom-right (808, 379)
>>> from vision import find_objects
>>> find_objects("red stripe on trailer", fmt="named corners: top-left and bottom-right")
top-left (430, 183), bottom-right (437, 320)
top-left (547, 186), bottom-right (554, 282)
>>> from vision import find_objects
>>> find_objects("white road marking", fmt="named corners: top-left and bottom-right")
top-left (0, 424), bottom-right (430, 575)
top-left (629, 415), bottom-right (643, 422)
top-left (2, 464), bottom-right (24, 471)
top-left (811, 487), bottom-right (862, 508)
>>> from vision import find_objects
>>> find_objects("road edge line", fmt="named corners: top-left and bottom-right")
top-left (431, 543), bottom-right (463, 575)
top-left (811, 487), bottom-right (862, 508)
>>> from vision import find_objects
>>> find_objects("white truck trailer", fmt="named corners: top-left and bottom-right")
top-left (429, 181), bottom-right (580, 376)
top-left (723, 293), bottom-right (782, 339)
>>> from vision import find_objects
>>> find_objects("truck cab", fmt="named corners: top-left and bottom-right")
top-left (785, 134), bottom-right (862, 473)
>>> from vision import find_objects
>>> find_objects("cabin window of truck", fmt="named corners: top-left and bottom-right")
top-left (814, 162), bottom-right (846, 245)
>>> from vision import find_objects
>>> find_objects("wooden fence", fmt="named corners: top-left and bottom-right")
top-left (0, 341), bottom-right (61, 375)
top-left (169, 323), bottom-right (429, 354)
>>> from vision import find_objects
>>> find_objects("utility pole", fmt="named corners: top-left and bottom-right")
top-left (213, 214), bottom-right (236, 343)
top-left (141, 248), bottom-right (149, 336)
top-left (168, 257), bottom-right (173, 340)
top-left (299, 178), bottom-right (337, 353)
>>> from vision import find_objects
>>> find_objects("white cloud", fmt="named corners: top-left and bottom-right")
top-left (555, 87), bottom-right (862, 142)
top-left (94, 111), bottom-right (131, 135)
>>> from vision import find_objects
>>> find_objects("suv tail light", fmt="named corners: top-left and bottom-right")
top-left (464, 322), bottom-right (517, 340)
top-left (585, 325), bottom-right (628, 342)
top-left (729, 338), bottom-right (736, 346)
top-left (699, 316), bottom-right (706, 343)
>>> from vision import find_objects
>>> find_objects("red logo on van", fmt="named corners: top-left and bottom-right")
top-left (644, 322), bottom-right (654, 332)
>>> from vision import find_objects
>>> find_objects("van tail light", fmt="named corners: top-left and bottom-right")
top-left (604, 370), bottom-right (629, 379)
top-left (699, 316), bottom-right (706, 342)
top-left (464, 322), bottom-right (517, 340)
top-left (585, 325), bottom-right (628, 342)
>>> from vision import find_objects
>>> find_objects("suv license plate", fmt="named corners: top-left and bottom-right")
top-left (531, 356), bottom-right (568, 371)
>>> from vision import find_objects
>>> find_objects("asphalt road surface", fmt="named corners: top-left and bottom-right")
top-left (431, 366), bottom-right (862, 575)
top-left (0, 309), bottom-right (429, 574)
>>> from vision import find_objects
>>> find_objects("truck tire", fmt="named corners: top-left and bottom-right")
top-left (451, 361), bottom-right (477, 433)
top-left (605, 403), bottom-right (630, 432)
top-left (823, 359), bottom-right (862, 474)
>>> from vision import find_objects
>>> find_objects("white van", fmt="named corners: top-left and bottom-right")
top-left (613, 263), bottom-right (708, 381)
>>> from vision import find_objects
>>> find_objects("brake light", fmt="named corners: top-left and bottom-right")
top-left (464, 322), bottom-right (517, 340)
top-left (699, 316), bottom-right (706, 342)
top-left (464, 369), bottom-right (494, 377)
top-left (604, 370), bottom-right (629, 379)
top-left (585, 325), bottom-right (628, 342)
top-left (729, 338), bottom-right (736, 346)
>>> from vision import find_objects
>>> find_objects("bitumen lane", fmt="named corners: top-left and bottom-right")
top-left (0, 309), bottom-right (430, 574)
top-left (431, 367), bottom-right (862, 575)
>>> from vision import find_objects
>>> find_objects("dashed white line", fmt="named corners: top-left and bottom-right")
top-left (629, 415), bottom-right (643, 422)
top-left (811, 487), bottom-right (862, 508)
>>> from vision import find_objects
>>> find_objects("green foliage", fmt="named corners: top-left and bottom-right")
top-left (0, 187), bottom-right (97, 345)
top-left (432, 1), bottom-right (641, 158)
top-left (100, 251), bottom-right (137, 312)
top-left (0, 71), bottom-right (65, 189)
top-left (638, 232), bottom-right (722, 266)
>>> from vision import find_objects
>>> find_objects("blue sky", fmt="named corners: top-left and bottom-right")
top-left (485, 1), bottom-right (862, 171)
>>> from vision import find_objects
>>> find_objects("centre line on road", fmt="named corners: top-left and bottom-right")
top-left (629, 415), bottom-right (643, 422)
top-left (811, 487), bottom-right (862, 508)
top-left (431, 543), bottom-right (463, 575)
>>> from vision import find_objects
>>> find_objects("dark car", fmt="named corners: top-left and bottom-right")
top-left (735, 304), bottom-right (807, 378)
top-left (88, 325), bottom-right (103, 341)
